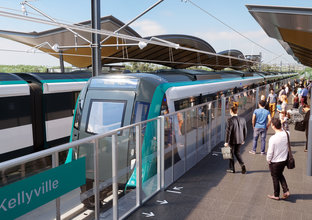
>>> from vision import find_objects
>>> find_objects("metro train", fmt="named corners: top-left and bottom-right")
top-left (69, 69), bottom-right (297, 206)
top-left (0, 71), bottom-right (92, 162)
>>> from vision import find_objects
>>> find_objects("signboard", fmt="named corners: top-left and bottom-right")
top-left (0, 157), bottom-right (86, 219)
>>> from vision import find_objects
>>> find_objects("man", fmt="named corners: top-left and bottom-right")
top-left (300, 86), bottom-right (309, 106)
top-left (302, 104), bottom-right (310, 152)
top-left (224, 106), bottom-right (247, 174)
top-left (267, 89), bottom-right (277, 118)
top-left (267, 118), bottom-right (290, 200)
top-left (249, 100), bottom-right (271, 155)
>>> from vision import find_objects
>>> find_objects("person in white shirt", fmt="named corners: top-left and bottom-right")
top-left (267, 118), bottom-right (290, 200)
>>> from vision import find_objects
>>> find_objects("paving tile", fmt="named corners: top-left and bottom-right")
top-left (262, 209), bottom-right (282, 220)
top-left (125, 122), bottom-right (312, 220)
top-left (221, 214), bottom-right (242, 220)
top-left (281, 209), bottom-right (302, 220)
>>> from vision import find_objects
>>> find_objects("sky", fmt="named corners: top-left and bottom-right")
top-left (0, 0), bottom-right (311, 67)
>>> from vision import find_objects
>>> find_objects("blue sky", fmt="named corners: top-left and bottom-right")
top-left (0, 0), bottom-right (311, 67)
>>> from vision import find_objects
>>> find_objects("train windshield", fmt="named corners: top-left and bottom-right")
top-left (86, 100), bottom-right (126, 134)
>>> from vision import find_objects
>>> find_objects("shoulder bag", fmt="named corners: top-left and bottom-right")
top-left (294, 120), bottom-right (305, 131)
top-left (285, 131), bottom-right (295, 169)
top-left (221, 147), bottom-right (232, 160)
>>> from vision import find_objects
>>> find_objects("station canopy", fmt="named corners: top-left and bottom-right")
top-left (247, 5), bottom-right (312, 67)
top-left (0, 15), bottom-right (253, 70)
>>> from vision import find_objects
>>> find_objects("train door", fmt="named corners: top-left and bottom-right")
top-left (78, 89), bottom-right (135, 192)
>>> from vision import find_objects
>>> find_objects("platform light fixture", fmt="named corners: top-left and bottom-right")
top-left (138, 41), bottom-right (148, 50)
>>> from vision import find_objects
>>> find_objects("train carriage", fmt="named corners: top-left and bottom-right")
top-left (70, 69), bottom-right (297, 206)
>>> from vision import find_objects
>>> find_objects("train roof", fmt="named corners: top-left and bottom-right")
top-left (0, 72), bottom-right (27, 83)
top-left (14, 71), bottom-right (92, 83)
top-left (13, 71), bottom-right (92, 94)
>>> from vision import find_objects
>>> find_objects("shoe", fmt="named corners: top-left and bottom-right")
top-left (282, 191), bottom-right (290, 199)
top-left (267, 195), bottom-right (280, 200)
top-left (249, 150), bottom-right (256, 154)
top-left (304, 149), bottom-right (308, 152)
top-left (226, 169), bottom-right (235, 173)
top-left (261, 152), bottom-right (266, 155)
top-left (241, 165), bottom-right (247, 174)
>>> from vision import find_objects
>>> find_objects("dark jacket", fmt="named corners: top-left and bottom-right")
top-left (303, 110), bottom-right (310, 134)
top-left (225, 116), bottom-right (247, 145)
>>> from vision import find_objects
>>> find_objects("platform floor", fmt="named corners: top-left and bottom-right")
top-left (126, 119), bottom-right (312, 220)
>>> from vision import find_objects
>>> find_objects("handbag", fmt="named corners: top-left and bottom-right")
top-left (221, 147), bottom-right (232, 160)
top-left (285, 131), bottom-right (295, 169)
top-left (294, 121), bottom-right (305, 131)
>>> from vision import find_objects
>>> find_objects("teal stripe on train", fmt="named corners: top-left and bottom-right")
top-left (0, 80), bottom-right (28, 85)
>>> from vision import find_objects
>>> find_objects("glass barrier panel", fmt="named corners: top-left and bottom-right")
top-left (197, 105), bottom-right (208, 161)
top-left (210, 101), bottom-right (217, 147)
top-left (173, 111), bottom-right (186, 182)
top-left (116, 126), bottom-right (137, 218)
top-left (216, 99), bottom-right (222, 143)
top-left (164, 114), bottom-right (174, 188)
top-left (140, 120), bottom-right (158, 202)
top-left (186, 108), bottom-right (197, 170)
top-left (1, 155), bottom-right (52, 188)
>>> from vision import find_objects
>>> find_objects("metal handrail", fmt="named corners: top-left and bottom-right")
top-left (0, 117), bottom-right (159, 170)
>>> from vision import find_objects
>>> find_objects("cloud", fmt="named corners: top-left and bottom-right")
top-left (0, 38), bottom-right (68, 66)
top-left (131, 19), bottom-right (167, 37)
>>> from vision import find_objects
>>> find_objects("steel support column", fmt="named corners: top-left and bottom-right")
top-left (91, 0), bottom-right (102, 76)
top-left (59, 51), bottom-right (65, 73)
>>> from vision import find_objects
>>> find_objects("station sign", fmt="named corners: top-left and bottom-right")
top-left (0, 157), bottom-right (86, 219)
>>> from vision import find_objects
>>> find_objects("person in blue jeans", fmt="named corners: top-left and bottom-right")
top-left (249, 100), bottom-right (271, 155)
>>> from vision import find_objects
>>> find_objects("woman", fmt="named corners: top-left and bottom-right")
top-left (267, 118), bottom-right (290, 200)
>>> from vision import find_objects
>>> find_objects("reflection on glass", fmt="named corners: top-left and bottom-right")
top-left (87, 100), bottom-right (125, 134)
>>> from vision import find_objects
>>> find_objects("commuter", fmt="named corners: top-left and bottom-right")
top-left (297, 85), bottom-right (303, 102)
top-left (276, 100), bottom-right (282, 113)
top-left (177, 112), bottom-right (184, 136)
top-left (267, 118), bottom-right (290, 200)
top-left (279, 111), bottom-right (289, 131)
top-left (300, 86), bottom-right (309, 106)
top-left (261, 95), bottom-right (269, 110)
top-left (249, 100), bottom-right (271, 155)
top-left (279, 86), bottom-right (286, 100)
top-left (224, 106), bottom-right (247, 174)
top-left (281, 95), bottom-right (288, 112)
top-left (163, 108), bottom-right (172, 147)
top-left (302, 104), bottom-right (310, 152)
top-left (267, 89), bottom-right (277, 117)
top-left (285, 84), bottom-right (289, 97)
top-left (292, 93), bottom-right (299, 109)
top-left (232, 87), bottom-right (239, 107)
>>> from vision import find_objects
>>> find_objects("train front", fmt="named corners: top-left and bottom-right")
top-left (70, 73), bottom-right (164, 207)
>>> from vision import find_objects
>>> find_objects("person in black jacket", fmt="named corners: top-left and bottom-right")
top-left (302, 104), bottom-right (310, 152)
top-left (224, 106), bottom-right (248, 174)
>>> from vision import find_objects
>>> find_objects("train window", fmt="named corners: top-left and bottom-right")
top-left (86, 100), bottom-right (126, 134)
top-left (44, 92), bottom-right (75, 121)
top-left (0, 96), bottom-right (31, 130)
top-left (132, 101), bottom-right (150, 123)
top-left (174, 98), bottom-right (191, 111)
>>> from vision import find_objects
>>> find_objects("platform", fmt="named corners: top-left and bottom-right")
top-left (127, 120), bottom-right (312, 220)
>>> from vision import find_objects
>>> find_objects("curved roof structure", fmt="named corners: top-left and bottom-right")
top-left (0, 15), bottom-right (253, 70)
top-left (247, 5), bottom-right (312, 67)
